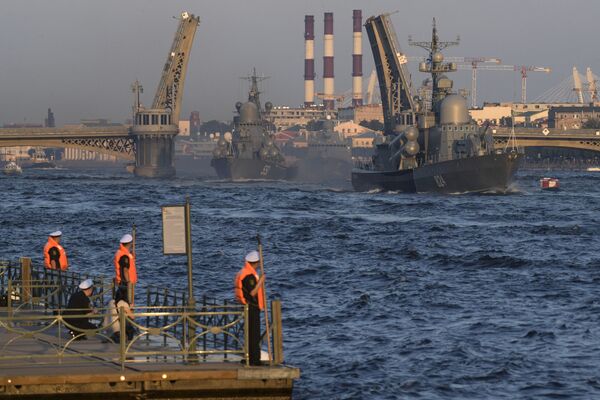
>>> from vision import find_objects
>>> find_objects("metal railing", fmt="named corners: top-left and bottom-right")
top-left (0, 257), bottom-right (286, 367)
top-left (0, 303), bottom-right (249, 370)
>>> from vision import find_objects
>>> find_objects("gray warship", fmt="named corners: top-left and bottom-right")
top-left (211, 72), bottom-right (297, 180)
top-left (351, 15), bottom-right (522, 193)
top-left (284, 117), bottom-right (353, 183)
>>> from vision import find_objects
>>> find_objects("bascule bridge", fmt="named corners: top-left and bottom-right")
top-left (0, 11), bottom-right (200, 178)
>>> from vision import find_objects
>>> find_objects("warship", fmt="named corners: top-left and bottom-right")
top-left (175, 136), bottom-right (218, 178)
top-left (284, 116), bottom-right (353, 183)
top-left (351, 15), bottom-right (522, 193)
top-left (211, 72), bottom-right (297, 180)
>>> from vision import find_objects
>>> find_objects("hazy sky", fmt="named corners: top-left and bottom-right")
top-left (1, 0), bottom-right (599, 126)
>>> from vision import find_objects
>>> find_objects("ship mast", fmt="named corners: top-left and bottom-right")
top-left (409, 18), bottom-right (459, 119)
top-left (241, 68), bottom-right (269, 117)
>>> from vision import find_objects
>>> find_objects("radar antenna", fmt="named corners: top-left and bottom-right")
top-left (408, 18), bottom-right (459, 56)
top-left (409, 18), bottom-right (460, 117)
top-left (241, 68), bottom-right (269, 111)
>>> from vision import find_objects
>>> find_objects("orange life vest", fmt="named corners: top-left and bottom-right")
top-left (114, 244), bottom-right (137, 285)
top-left (234, 262), bottom-right (265, 310)
top-left (43, 237), bottom-right (68, 271)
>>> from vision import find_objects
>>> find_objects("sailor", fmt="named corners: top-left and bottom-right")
top-left (43, 230), bottom-right (69, 307)
top-left (64, 278), bottom-right (98, 339)
top-left (43, 231), bottom-right (68, 271)
top-left (234, 250), bottom-right (265, 366)
top-left (114, 234), bottom-right (137, 299)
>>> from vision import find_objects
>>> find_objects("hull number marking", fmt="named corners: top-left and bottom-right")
top-left (433, 175), bottom-right (447, 188)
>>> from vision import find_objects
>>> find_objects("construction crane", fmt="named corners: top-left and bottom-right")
top-left (408, 56), bottom-right (501, 108)
top-left (456, 64), bottom-right (551, 104)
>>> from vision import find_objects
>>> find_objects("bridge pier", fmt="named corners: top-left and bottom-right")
top-left (131, 110), bottom-right (178, 178)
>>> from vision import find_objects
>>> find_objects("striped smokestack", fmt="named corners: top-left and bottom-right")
top-left (352, 10), bottom-right (363, 107)
top-left (304, 15), bottom-right (315, 107)
top-left (323, 12), bottom-right (335, 110)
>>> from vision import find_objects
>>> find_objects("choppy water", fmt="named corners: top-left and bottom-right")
top-left (2, 168), bottom-right (600, 399)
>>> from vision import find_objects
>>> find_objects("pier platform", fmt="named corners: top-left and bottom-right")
top-left (0, 259), bottom-right (299, 399)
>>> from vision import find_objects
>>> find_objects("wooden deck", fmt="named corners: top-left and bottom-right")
top-left (0, 308), bottom-right (299, 399)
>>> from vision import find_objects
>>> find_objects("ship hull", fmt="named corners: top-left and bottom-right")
top-left (351, 152), bottom-right (522, 194)
top-left (211, 158), bottom-right (297, 181)
top-left (295, 157), bottom-right (352, 183)
top-left (175, 155), bottom-right (216, 178)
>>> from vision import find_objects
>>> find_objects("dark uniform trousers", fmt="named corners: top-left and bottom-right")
top-left (248, 303), bottom-right (261, 365)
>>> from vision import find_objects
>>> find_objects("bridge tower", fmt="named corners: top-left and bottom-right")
top-left (132, 12), bottom-right (200, 178)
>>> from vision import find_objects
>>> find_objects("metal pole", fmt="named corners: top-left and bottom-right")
top-left (185, 197), bottom-right (194, 306)
top-left (131, 224), bottom-right (136, 305)
top-left (256, 234), bottom-right (273, 364)
top-left (119, 305), bottom-right (126, 370)
top-left (185, 196), bottom-right (197, 361)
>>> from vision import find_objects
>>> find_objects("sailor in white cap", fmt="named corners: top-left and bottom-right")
top-left (64, 278), bottom-right (98, 339)
top-left (114, 233), bottom-right (137, 302)
top-left (43, 230), bottom-right (69, 271)
top-left (234, 250), bottom-right (265, 365)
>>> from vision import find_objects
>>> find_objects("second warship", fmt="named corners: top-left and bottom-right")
top-left (283, 116), bottom-right (353, 183)
top-left (351, 15), bottom-right (522, 193)
top-left (211, 72), bottom-right (297, 180)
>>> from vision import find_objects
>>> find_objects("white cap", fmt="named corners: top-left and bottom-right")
top-left (120, 234), bottom-right (133, 244)
top-left (79, 278), bottom-right (93, 290)
top-left (245, 250), bottom-right (260, 263)
top-left (49, 231), bottom-right (62, 237)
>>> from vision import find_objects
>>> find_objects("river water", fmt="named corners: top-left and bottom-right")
top-left (1, 168), bottom-right (600, 399)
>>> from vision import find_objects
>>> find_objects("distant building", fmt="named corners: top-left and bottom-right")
top-left (338, 104), bottom-right (384, 123)
top-left (469, 104), bottom-right (512, 125)
top-left (45, 108), bottom-right (55, 128)
top-left (190, 111), bottom-right (201, 138)
top-left (333, 121), bottom-right (373, 138)
top-left (351, 131), bottom-right (381, 161)
top-left (178, 120), bottom-right (190, 136)
top-left (468, 102), bottom-right (577, 126)
top-left (266, 105), bottom-right (335, 130)
top-left (548, 105), bottom-right (600, 129)
top-left (351, 131), bottom-right (381, 148)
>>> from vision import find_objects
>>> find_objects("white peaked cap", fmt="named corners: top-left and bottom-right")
top-left (245, 250), bottom-right (260, 263)
top-left (49, 231), bottom-right (62, 237)
top-left (120, 234), bottom-right (133, 244)
top-left (79, 278), bottom-right (93, 290)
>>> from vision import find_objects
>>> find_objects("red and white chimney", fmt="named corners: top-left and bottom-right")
top-left (304, 15), bottom-right (315, 107)
top-left (323, 12), bottom-right (335, 110)
top-left (352, 10), bottom-right (363, 107)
